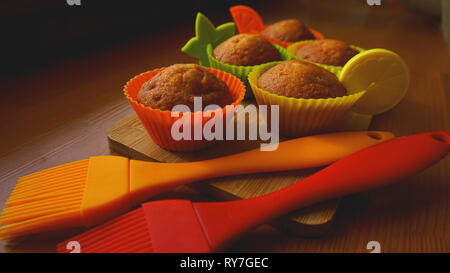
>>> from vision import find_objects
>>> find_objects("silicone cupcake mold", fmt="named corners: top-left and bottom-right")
top-left (248, 61), bottom-right (366, 137)
top-left (124, 67), bottom-right (246, 152)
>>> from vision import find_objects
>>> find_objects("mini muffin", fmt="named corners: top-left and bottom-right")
top-left (261, 19), bottom-right (315, 42)
top-left (258, 60), bottom-right (347, 99)
top-left (213, 34), bottom-right (281, 66)
top-left (137, 64), bottom-right (234, 111)
top-left (295, 39), bottom-right (359, 66)
top-left (249, 61), bottom-right (365, 137)
top-left (127, 66), bottom-right (245, 152)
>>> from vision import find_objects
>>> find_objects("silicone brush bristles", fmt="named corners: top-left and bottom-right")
top-left (57, 208), bottom-right (153, 253)
top-left (58, 200), bottom-right (214, 253)
top-left (0, 159), bottom-right (88, 240)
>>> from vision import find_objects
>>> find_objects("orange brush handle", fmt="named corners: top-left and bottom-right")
top-left (129, 131), bottom-right (394, 205)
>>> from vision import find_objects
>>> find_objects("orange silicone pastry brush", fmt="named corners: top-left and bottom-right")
top-left (0, 131), bottom-right (393, 240)
top-left (57, 131), bottom-right (449, 253)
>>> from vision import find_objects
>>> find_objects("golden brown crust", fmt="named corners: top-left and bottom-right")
top-left (295, 39), bottom-right (359, 66)
top-left (261, 19), bottom-right (315, 42)
top-left (137, 64), bottom-right (233, 111)
top-left (213, 34), bottom-right (281, 66)
top-left (257, 60), bottom-right (347, 99)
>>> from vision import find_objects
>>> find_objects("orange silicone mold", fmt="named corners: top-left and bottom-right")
top-left (230, 5), bottom-right (324, 48)
top-left (124, 67), bottom-right (246, 152)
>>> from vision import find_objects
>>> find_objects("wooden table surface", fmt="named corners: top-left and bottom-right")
top-left (0, 0), bottom-right (448, 252)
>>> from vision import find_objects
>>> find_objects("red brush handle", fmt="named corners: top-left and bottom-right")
top-left (194, 131), bottom-right (450, 251)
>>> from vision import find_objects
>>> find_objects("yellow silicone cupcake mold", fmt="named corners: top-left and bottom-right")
top-left (248, 61), bottom-right (366, 137)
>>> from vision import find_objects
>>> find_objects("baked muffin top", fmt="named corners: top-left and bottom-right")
top-left (213, 34), bottom-right (281, 66)
top-left (257, 60), bottom-right (347, 99)
top-left (295, 39), bottom-right (359, 66)
top-left (261, 19), bottom-right (315, 42)
top-left (137, 64), bottom-right (233, 111)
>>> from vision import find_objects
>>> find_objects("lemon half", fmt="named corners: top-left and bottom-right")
top-left (339, 49), bottom-right (410, 115)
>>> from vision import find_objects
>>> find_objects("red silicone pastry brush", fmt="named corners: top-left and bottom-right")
top-left (57, 131), bottom-right (449, 253)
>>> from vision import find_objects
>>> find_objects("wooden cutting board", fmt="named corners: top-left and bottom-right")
top-left (107, 105), bottom-right (372, 237)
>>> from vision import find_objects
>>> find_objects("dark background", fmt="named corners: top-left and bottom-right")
top-left (1, 0), bottom-right (264, 76)
top-left (1, 0), bottom-right (444, 77)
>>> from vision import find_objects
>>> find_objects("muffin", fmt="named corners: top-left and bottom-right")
top-left (261, 19), bottom-right (315, 42)
top-left (213, 34), bottom-right (281, 66)
top-left (137, 64), bottom-right (234, 111)
top-left (126, 66), bottom-right (245, 152)
top-left (257, 60), bottom-right (347, 99)
top-left (295, 39), bottom-right (359, 66)
top-left (249, 60), bottom-right (365, 137)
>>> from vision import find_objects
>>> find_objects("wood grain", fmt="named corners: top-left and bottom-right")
top-left (0, 0), bottom-right (448, 252)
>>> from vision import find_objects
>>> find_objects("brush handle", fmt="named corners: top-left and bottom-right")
top-left (129, 131), bottom-right (394, 205)
top-left (194, 131), bottom-right (450, 251)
